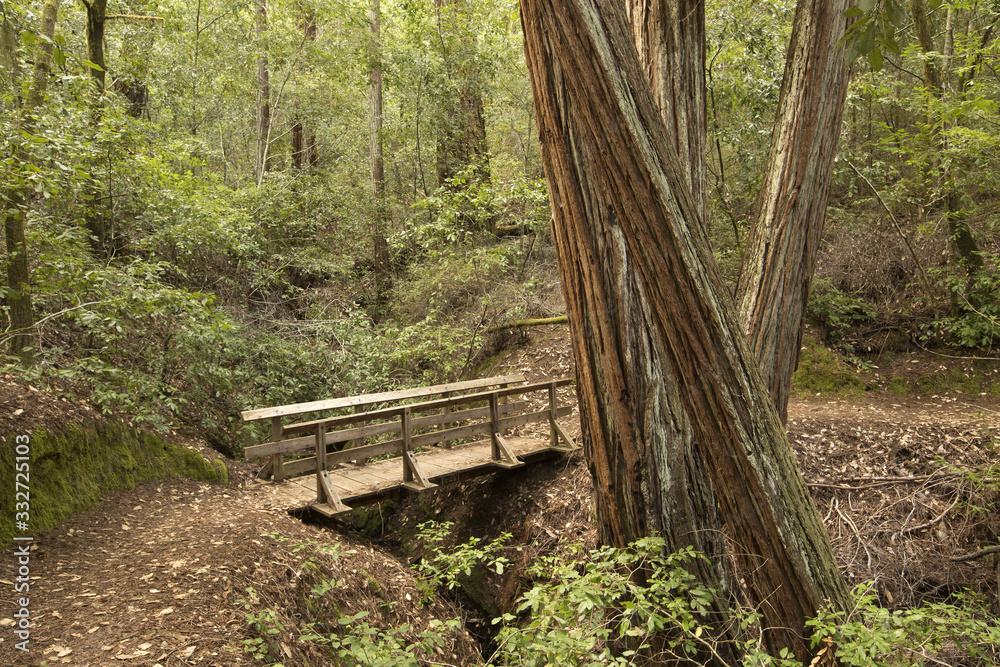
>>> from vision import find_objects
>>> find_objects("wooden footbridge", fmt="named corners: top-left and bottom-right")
top-left (241, 375), bottom-right (577, 516)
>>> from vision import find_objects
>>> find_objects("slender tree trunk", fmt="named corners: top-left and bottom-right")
top-left (909, 0), bottom-right (983, 300)
top-left (255, 0), bottom-right (271, 185)
top-left (3, 0), bottom-right (60, 364)
top-left (625, 0), bottom-right (707, 221)
top-left (82, 0), bottom-right (107, 90)
top-left (520, 0), bottom-right (850, 661)
top-left (736, 0), bottom-right (853, 423)
top-left (370, 0), bottom-right (391, 313)
top-left (80, 0), bottom-right (109, 255)
top-left (292, 7), bottom-right (318, 170)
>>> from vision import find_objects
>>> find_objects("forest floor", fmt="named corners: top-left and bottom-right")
top-left (2, 324), bottom-right (1000, 666)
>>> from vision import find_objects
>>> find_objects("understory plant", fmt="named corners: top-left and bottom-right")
top-left (238, 527), bottom-right (1000, 666)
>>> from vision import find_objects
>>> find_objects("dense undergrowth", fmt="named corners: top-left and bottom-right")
top-left (235, 523), bottom-right (1000, 666)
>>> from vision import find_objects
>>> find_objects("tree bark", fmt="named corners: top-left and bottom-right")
top-left (520, 0), bottom-right (850, 660)
top-left (3, 0), bottom-right (60, 364)
top-left (292, 7), bottom-right (318, 170)
top-left (909, 0), bottom-right (983, 298)
top-left (82, 0), bottom-right (107, 90)
top-left (736, 0), bottom-right (853, 423)
top-left (255, 0), bottom-right (271, 185)
top-left (434, 0), bottom-right (490, 190)
top-left (370, 0), bottom-right (391, 313)
top-left (80, 0), bottom-right (109, 254)
top-left (625, 0), bottom-right (707, 222)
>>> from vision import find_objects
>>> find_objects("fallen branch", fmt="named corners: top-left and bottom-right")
top-left (950, 545), bottom-right (1000, 562)
top-left (898, 495), bottom-right (961, 537)
top-left (487, 316), bottom-right (567, 332)
top-left (808, 472), bottom-right (960, 491)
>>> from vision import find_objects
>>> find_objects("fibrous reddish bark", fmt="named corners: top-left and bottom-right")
top-left (736, 0), bottom-right (854, 423)
top-left (626, 0), bottom-right (707, 221)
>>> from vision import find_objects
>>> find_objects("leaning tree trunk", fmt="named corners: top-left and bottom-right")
top-left (520, 0), bottom-right (851, 661)
top-left (736, 0), bottom-right (854, 423)
top-left (625, 0), bottom-right (707, 222)
top-left (3, 0), bottom-right (60, 364)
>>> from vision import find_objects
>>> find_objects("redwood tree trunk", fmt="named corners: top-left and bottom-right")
top-left (625, 0), bottom-right (707, 221)
top-left (736, 0), bottom-right (853, 423)
top-left (520, 0), bottom-right (850, 660)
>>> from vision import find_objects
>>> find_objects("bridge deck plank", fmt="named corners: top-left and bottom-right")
top-left (255, 434), bottom-right (561, 513)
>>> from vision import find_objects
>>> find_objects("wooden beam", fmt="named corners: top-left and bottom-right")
top-left (246, 401), bottom-right (532, 460)
top-left (401, 451), bottom-right (436, 491)
top-left (315, 427), bottom-right (326, 499)
top-left (552, 420), bottom-right (577, 451)
top-left (241, 374), bottom-right (528, 421)
top-left (270, 407), bottom-right (575, 477)
top-left (271, 417), bottom-right (284, 483)
top-left (318, 471), bottom-right (350, 513)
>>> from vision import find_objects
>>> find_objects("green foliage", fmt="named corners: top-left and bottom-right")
top-left (237, 529), bottom-right (1000, 667)
top-left (414, 520), bottom-right (514, 595)
top-left (928, 266), bottom-right (1000, 348)
top-left (807, 278), bottom-right (876, 343)
top-left (301, 614), bottom-right (463, 667)
top-left (492, 539), bottom-right (720, 666)
top-left (706, 0), bottom-right (794, 240)
top-left (0, 422), bottom-right (227, 545)
top-left (841, 0), bottom-right (912, 71)
top-left (805, 584), bottom-right (1000, 666)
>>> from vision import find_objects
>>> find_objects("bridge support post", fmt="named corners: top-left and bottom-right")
top-left (315, 422), bottom-right (326, 499)
top-left (271, 417), bottom-right (285, 482)
top-left (548, 381), bottom-right (576, 451)
top-left (401, 407), bottom-right (436, 490)
top-left (489, 393), bottom-right (522, 468)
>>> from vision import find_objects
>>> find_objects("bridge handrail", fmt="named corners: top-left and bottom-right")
top-left (244, 378), bottom-right (573, 460)
top-left (240, 374), bottom-right (527, 422)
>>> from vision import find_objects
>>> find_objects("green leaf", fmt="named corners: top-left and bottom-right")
top-left (859, 0), bottom-right (876, 11)
top-left (844, 6), bottom-right (864, 18)
top-left (82, 60), bottom-right (105, 72)
top-left (868, 47), bottom-right (884, 71)
top-left (887, 1), bottom-right (908, 27)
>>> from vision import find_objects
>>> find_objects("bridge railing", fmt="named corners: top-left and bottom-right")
top-left (242, 377), bottom-right (576, 513)
top-left (241, 374), bottom-right (527, 482)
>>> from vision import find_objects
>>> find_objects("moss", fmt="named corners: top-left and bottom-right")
top-left (351, 500), bottom-right (395, 538)
top-left (886, 377), bottom-right (913, 397)
top-left (791, 337), bottom-right (867, 398)
top-left (0, 421), bottom-right (228, 545)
